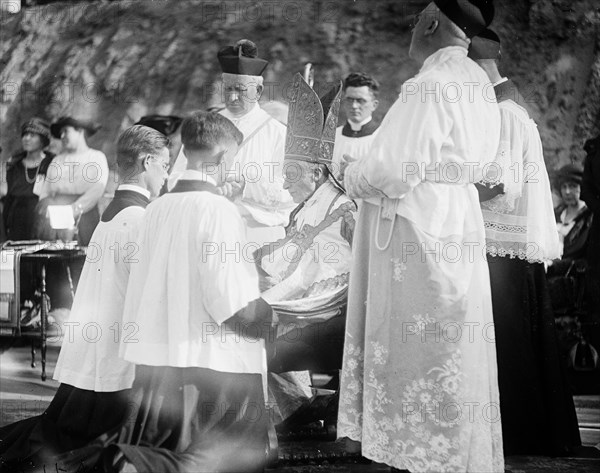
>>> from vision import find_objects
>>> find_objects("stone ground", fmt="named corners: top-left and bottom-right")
top-left (1, 341), bottom-right (599, 473)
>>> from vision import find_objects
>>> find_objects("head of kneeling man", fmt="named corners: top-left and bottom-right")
top-left (180, 111), bottom-right (243, 186)
top-left (117, 125), bottom-right (171, 198)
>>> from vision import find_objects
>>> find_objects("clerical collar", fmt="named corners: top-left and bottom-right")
top-left (493, 77), bottom-right (509, 87)
top-left (348, 116), bottom-right (372, 131)
top-left (179, 169), bottom-right (218, 187)
top-left (342, 117), bottom-right (379, 138)
top-left (117, 184), bottom-right (151, 199)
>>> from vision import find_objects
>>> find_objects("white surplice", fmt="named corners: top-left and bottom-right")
top-left (480, 93), bottom-right (561, 262)
top-left (53, 186), bottom-right (149, 392)
top-left (120, 171), bottom-right (266, 376)
top-left (331, 122), bottom-right (379, 178)
top-left (338, 46), bottom-right (504, 473)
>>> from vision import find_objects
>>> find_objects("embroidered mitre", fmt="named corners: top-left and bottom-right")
top-left (285, 73), bottom-right (342, 170)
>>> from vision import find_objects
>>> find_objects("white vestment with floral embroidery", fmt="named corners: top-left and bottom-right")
top-left (338, 46), bottom-right (505, 473)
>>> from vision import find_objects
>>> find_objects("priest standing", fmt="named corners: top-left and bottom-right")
top-left (331, 72), bottom-right (380, 177)
top-left (217, 39), bottom-right (295, 245)
top-left (337, 1), bottom-right (504, 472)
top-left (469, 29), bottom-right (581, 456)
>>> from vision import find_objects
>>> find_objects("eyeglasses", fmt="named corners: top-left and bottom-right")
top-left (343, 97), bottom-right (369, 106)
top-left (148, 155), bottom-right (169, 171)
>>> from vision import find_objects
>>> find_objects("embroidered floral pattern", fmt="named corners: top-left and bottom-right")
top-left (391, 257), bottom-right (408, 282)
top-left (412, 313), bottom-right (436, 335)
top-left (370, 341), bottom-right (388, 365)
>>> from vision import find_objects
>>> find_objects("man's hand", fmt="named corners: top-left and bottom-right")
top-left (218, 177), bottom-right (245, 199)
top-left (475, 182), bottom-right (505, 202)
top-left (338, 154), bottom-right (357, 181)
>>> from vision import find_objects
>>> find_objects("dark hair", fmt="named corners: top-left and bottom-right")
top-left (181, 111), bottom-right (243, 152)
top-left (117, 125), bottom-right (171, 172)
top-left (343, 72), bottom-right (380, 98)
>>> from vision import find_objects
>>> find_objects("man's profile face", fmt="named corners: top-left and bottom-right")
top-left (283, 160), bottom-right (317, 204)
top-left (342, 86), bottom-right (378, 125)
top-left (223, 79), bottom-right (263, 116)
top-left (146, 146), bottom-right (170, 197)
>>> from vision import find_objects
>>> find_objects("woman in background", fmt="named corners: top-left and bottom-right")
top-left (34, 117), bottom-right (108, 245)
top-left (552, 164), bottom-right (593, 277)
top-left (3, 118), bottom-right (54, 241)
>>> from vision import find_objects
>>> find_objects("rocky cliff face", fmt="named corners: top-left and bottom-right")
top-left (1, 0), bottom-right (598, 173)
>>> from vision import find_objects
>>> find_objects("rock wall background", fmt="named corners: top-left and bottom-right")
top-left (1, 0), bottom-right (599, 178)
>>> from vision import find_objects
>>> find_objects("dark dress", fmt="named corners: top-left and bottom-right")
top-left (3, 151), bottom-right (54, 241)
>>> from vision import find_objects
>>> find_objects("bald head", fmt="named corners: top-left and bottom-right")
top-left (409, 2), bottom-right (471, 66)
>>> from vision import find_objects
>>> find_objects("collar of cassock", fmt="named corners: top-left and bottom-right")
top-left (170, 169), bottom-right (219, 194)
top-left (493, 78), bottom-right (526, 108)
top-left (101, 185), bottom-right (151, 222)
top-left (341, 117), bottom-right (379, 138)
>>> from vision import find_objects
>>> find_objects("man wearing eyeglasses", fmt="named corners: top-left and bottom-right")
top-left (0, 125), bottom-right (170, 472)
top-left (331, 72), bottom-right (380, 178)
top-left (218, 39), bottom-right (295, 246)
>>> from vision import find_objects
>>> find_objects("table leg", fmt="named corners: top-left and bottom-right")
top-left (31, 340), bottom-right (35, 368)
top-left (40, 263), bottom-right (47, 381)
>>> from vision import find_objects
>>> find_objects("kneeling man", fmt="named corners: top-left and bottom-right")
top-left (112, 112), bottom-right (275, 473)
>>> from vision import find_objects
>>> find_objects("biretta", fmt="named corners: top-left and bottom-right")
top-left (433, 0), bottom-right (495, 38)
top-left (217, 39), bottom-right (268, 77)
top-left (468, 28), bottom-right (501, 60)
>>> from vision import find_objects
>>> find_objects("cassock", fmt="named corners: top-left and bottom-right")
top-left (113, 170), bottom-right (270, 473)
top-left (481, 78), bottom-right (581, 455)
top-left (0, 186), bottom-right (149, 472)
top-left (338, 46), bottom-right (504, 473)
top-left (331, 118), bottom-right (379, 178)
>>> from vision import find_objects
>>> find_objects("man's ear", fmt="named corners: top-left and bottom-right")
top-left (372, 99), bottom-right (379, 111)
top-left (423, 17), bottom-right (439, 36)
top-left (213, 149), bottom-right (227, 166)
top-left (256, 84), bottom-right (264, 100)
top-left (142, 155), bottom-right (151, 171)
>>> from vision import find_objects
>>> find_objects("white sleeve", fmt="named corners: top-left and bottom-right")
top-left (346, 76), bottom-right (452, 199)
top-left (198, 202), bottom-right (261, 324)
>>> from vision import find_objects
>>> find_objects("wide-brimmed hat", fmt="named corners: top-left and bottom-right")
top-left (21, 117), bottom-right (51, 147)
top-left (134, 115), bottom-right (183, 136)
top-left (50, 116), bottom-right (101, 138)
top-left (554, 163), bottom-right (583, 187)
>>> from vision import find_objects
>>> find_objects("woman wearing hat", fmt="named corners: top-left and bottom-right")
top-left (553, 163), bottom-right (593, 273)
top-left (2, 118), bottom-right (55, 240)
top-left (34, 116), bottom-right (108, 246)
